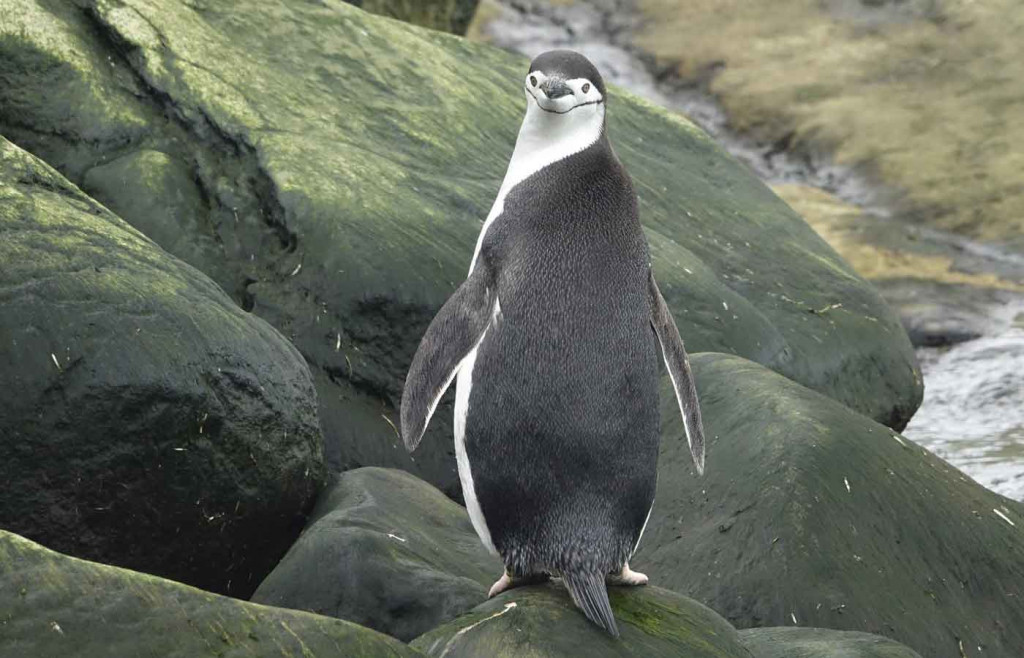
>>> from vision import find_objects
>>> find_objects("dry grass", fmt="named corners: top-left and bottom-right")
top-left (636, 0), bottom-right (1024, 248)
top-left (774, 183), bottom-right (1024, 290)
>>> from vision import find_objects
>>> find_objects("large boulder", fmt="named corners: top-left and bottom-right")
top-left (0, 136), bottom-right (326, 597)
top-left (411, 582), bottom-right (754, 658)
top-left (0, 530), bottom-right (422, 658)
top-left (636, 353), bottom-right (1024, 658)
top-left (253, 467), bottom-right (503, 641)
top-left (738, 628), bottom-right (923, 658)
top-left (0, 0), bottom-right (920, 500)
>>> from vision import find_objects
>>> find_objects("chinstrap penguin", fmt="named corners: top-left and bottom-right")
top-left (400, 50), bottom-right (706, 638)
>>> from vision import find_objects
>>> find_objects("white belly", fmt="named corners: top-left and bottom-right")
top-left (454, 343), bottom-right (498, 555)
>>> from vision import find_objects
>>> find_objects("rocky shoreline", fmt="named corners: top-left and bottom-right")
top-left (471, 0), bottom-right (1024, 502)
top-left (1, 2), bottom-right (1022, 657)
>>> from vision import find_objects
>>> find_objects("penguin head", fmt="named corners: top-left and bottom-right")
top-left (524, 50), bottom-right (606, 117)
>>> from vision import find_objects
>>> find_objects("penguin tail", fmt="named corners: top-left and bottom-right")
top-left (562, 570), bottom-right (619, 638)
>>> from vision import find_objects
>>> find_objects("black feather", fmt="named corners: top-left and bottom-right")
top-left (562, 571), bottom-right (619, 638)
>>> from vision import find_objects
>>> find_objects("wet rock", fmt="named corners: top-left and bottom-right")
top-left (873, 279), bottom-right (993, 347)
top-left (637, 353), bottom-right (1024, 658)
top-left (739, 627), bottom-right (923, 658)
top-left (411, 582), bottom-right (753, 658)
top-left (1, 0), bottom-right (919, 504)
top-left (346, 0), bottom-right (481, 34)
top-left (0, 137), bottom-right (326, 597)
top-left (252, 467), bottom-right (502, 641)
top-left (0, 530), bottom-right (421, 658)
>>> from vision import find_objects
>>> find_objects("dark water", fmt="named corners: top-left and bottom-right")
top-left (477, 0), bottom-right (1024, 501)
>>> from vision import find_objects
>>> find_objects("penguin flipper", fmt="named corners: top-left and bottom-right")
top-left (562, 571), bottom-right (620, 638)
top-left (400, 262), bottom-right (496, 452)
top-left (648, 269), bottom-right (706, 475)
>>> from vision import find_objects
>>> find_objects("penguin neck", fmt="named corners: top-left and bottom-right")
top-left (501, 101), bottom-right (607, 197)
top-left (468, 99), bottom-right (606, 276)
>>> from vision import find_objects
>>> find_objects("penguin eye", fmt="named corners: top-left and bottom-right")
top-left (582, 83), bottom-right (591, 93)
top-left (530, 75), bottom-right (538, 87)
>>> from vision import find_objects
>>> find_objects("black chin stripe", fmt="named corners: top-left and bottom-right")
top-left (526, 88), bottom-right (604, 115)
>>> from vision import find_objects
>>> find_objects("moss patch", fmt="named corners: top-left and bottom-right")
top-left (412, 582), bottom-right (752, 657)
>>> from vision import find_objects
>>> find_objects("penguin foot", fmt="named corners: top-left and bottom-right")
top-left (488, 570), bottom-right (550, 597)
top-left (607, 563), bottom-right (648, 586)
top-left (488, 572), bottom-right (512, 598)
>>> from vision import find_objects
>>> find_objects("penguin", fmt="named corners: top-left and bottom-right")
top-left (400, 49), bottom-right (705, 638)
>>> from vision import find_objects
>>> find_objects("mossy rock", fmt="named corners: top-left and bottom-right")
top-left (1, 0), bottom-right (919, 499)
top-left (253, 468), bottom-right (503, 641)
top-left (0, 136), bottom-right (326, 597)
top-left (412, 582), bottom-right (753, 657)
top-left (738, 627), bottom-right (923, 658)
top-left (0, 530), bottom-right (422, 658)
top-left (80, 149), bottom-right (231, 290)
top-left (346, 0), bottom-right (481, 35)
top-left (636, 353), bottom-right (1024, 658)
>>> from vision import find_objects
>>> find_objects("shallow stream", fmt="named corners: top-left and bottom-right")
top-left (477, 0), bottom-right (1024, 500)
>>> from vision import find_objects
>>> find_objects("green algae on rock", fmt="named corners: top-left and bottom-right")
top-left (81, 149), bottom-right (231, 287)
top-left (738, 627), bottom-right (923, 658)
top-left (253, 468), bottom-right (503, 641)
top-left (1, 0), bottom-right (919, 501)
top-left (0, 136), bottom-right (326, 598)
top-left (412, 582), bottom-right (753, 658)
top-left (636, 354), bottom-right (1024, 658)
top-left (0, 530), bottom-right (422, 658)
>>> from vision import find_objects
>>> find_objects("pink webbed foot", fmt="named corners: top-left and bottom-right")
top-left (607, 562), bottom-right (649, 586)
top-left (488, 570), bottom-right (550, 597)
top-left (488, 571), bottom-right (513, 598)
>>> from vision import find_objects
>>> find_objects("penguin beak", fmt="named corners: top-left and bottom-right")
top-left (540, 78), bottom-right (573, 100)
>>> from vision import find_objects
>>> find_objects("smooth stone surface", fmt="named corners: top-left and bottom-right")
top-left (253, 467), bottom-right (503, 641)
top-left (0, 530), bottom-right (422, 658)
top-left (80, 149), bottom-right (231, 293)
top-left (0, 136), bottom-right (326, 598)
top-left (739, 627), bottom-right (923, 658)
top-left (412, 582), bottom-right (754, 657)
top-left (637, 353), bottom-right (1024, 658)
top-left (1, 0), bottom-right (920, 501)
